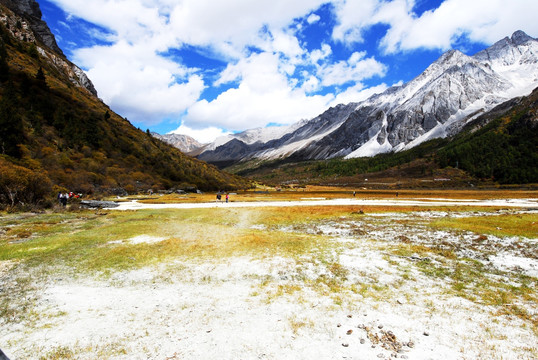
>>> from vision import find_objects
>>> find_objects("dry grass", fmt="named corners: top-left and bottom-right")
top-left (122, 187), bottom-right (538, 205)
top-left (430, 213), bottom-right (538, 238)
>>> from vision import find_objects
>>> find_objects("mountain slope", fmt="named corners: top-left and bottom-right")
top-left (198, 102), bottom-right (359, 164)
top-left (303, 49), bottom-right (514, 159)
top-left (436, 87), bottom-right (538, 184)
top-left (197, 30), bottom-right (538, 168)
top-left (0, 1), bottom-right (250, 206)
top-left (237, 87), bottom-right (538, 186)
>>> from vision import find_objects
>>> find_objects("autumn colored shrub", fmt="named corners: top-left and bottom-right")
top-left (0, 157), bottom-right (51, 208)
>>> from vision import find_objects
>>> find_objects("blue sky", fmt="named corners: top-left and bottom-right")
top-left (38, 0), bottom-right (538, 143)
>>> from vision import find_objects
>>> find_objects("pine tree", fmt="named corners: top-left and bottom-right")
top-left (0, 81), bottom-right (24, 157)
top-left (35, 67), bottom-right (47, 88)
top-left (0, 38), bottom-right (9, 81)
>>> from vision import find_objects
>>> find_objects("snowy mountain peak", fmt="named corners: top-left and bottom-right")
top-left (151, 132), bottom-right (203, 153)
top-left (511, 30), bottom-right (535, 46)
top-left (436, 49), bottom-right (470, 65)
top-left (474, 30), bottom-right (537, 65)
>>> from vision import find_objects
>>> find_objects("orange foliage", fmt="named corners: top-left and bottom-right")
top-left (0, 157), bottom-right (51, 207)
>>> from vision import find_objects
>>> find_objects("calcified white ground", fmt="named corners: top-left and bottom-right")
top-left (110, 197), bottom-right (538, 210)
top-left (1, 206), bottom-right (537, 359)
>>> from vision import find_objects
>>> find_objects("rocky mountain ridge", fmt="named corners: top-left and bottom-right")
top-left (198, 102), bottom-right (359, 166)
top-left (196, 30), bottom-right (538, 167)
top-left (0, 0), bottom-right (62, 54)
top-left (0, 0), bottom-right (98, 96)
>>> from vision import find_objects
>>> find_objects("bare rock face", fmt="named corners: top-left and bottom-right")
top-left (72, 65), bottom-right (98, 96)
top-left (0, 0), bottom-right (98, 97)
top-left (0, 0), bottom-right (63, 55)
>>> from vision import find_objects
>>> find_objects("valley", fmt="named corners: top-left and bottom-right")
top-left (0, 1), bottom-right (537, 359)
top-left (1, 189), bottom-right (537, 359)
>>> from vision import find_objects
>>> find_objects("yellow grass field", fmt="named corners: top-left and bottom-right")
top-left (125, 186), bottom-right (538, 204)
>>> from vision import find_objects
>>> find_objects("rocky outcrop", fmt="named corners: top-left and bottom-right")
top-left (0, 0), bottom-right (98, 96)
top-left (35, 46), bottom-right (98, 96)
top-left (80, 200), bottom-right (119, 209)
top-left (0, 0), bottom-right (63, 54)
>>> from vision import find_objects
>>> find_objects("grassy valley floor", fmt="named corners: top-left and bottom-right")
top-left (0, 190), bottom-right (537, 359)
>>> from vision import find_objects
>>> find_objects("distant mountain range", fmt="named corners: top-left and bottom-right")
top-left (175, 30), bottom-right (537, 169)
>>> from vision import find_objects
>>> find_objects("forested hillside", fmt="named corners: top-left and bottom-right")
top-left (0, 4), bottom-right (250, 208)
top-left (437, 88), bottom-right (538, 184)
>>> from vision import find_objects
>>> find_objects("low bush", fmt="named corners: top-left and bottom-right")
top-left (0, 157), bottom-right (51, 208)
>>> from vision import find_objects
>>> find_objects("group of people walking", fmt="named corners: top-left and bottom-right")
top-left (57, 191), bottom-right (81, 207)
top-left (216, 193), bottom-right (229, 203)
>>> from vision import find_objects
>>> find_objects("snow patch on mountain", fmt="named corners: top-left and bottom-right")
top-left (152, 132), bottom-right (203, 153)
top-left (255, 123), bottom-right (342, 160)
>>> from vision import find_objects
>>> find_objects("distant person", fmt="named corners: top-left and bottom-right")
top-left (57, 192), bottom-right (62, 205)
top-left (60, 193), bottom-right (68, 207)
top-left (226, 194), bottom-right (229, 203)
top-left (353, 191), bottom-right (356, 197)
top-left (216, 194), bottom-right (221, 202)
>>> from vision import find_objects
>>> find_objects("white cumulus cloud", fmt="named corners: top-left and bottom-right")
top-left (184, 52), bottom-right (332, 131)
top-left (331, 0), bottom-right (538, 53)
top-left (47, 0), bottom-right (538, 144)
top-left (74, 41), bottom-right (204, 124)
top-left (307, 13), bottom-right (321, 24)
top-left (317, 51), bottom-right (387, 87)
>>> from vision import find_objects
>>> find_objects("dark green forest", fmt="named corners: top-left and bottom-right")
top-left (437, 106), bottom-right (538, 184)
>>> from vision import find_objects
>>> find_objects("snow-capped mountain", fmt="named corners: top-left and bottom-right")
top-left (151, 132), bottom-right (203, 153)
top-left (202, 122), bottom-right (306, 152)
top-left (198, 102), bottom-right (358, 164)
top-left (197, 30), bottom-right (538, 166)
